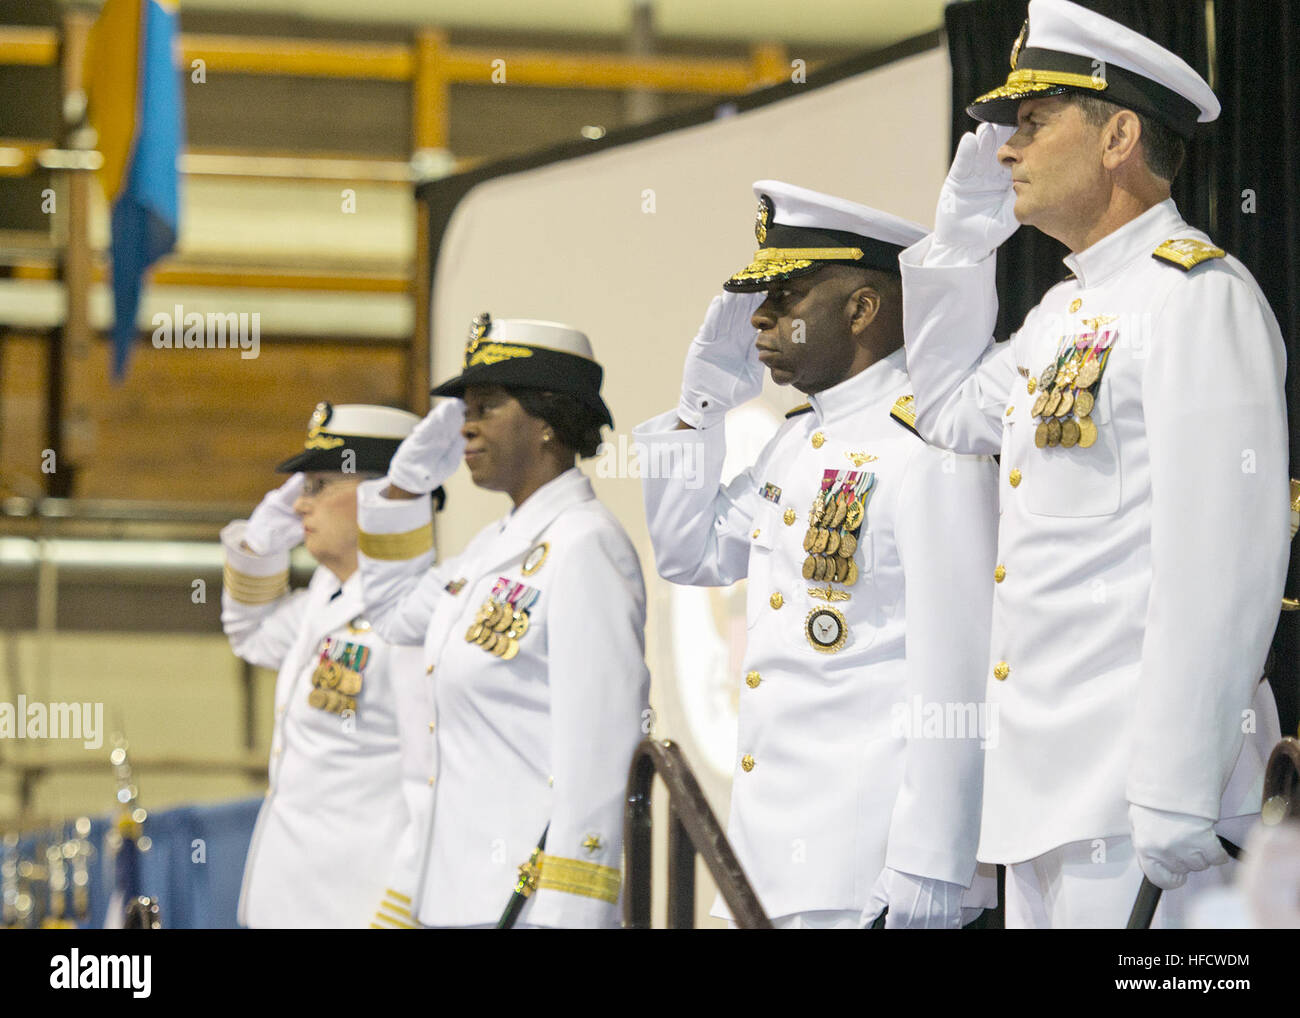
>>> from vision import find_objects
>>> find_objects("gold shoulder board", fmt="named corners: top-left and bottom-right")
top-left (890, 394), bottom-right (921, 438)
top-left (784, 402), bottom-right (814, 420)
top-left (1152, 237), bottom-right (1226, 271)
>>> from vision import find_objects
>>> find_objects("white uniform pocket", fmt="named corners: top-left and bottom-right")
top-left (1024, 384), bottom-right (1122, 518)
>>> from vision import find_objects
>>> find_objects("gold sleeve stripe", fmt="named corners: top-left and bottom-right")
top-left (537, 854), bottom-right (621, 904)
top-left (358, 522), bottom-right (434, 561)
top-left (380, 899), bottom-right (413, 919)
top-left (385, 888), bottom-right (412, 905)
top-left (371, 910), bottom-right (419, 929)
top-left (890, 395), bottom-right (922, 439)
top-left (223, 564), bottom-right (289, 605)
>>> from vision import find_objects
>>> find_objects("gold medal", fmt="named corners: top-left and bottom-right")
top-left (815, 556), bottom-right (830, 582)
top-left (825, 530), bottom-right (841, 556)
top-left (838, 530), bottom-right (857, 559)
top-left (491, 637), bottom-right (510, 657)
top-left (802, 555), bottom-right (817, 580)
top-left (803, 528), bottom-right (817, 553)
top-left (1046, 419), bottom-right (1062, 446)
top-left (500, 638), bottom-right (520, 660)
top-left (1035, 421), bottom-right (1049, 448)
top-left (1060, 419), bottom-right (1080, 447)
top-left (1077, 414), bottom-right (1098, 448)
top-left (1074, 389), bottom-right (1095, 417)
top-left (476, 624), bottom-right (495, 646)
top-left (307, 688), bottom-right (328, 710)
top-left (813, 528), bottom-right (830, 554)
top-left (1077, 359), bottom-right (1101, 388)
top-left (481, 631), bottom-right (499, 652)
top-left (493, 608), bottom-right (513, 633)
top-left (508, 611), bottom-right (530, 639)
top-left (845, 498), bottom-right (864, 530)
top-left (834, 556), bottom-right (850, 583)
top-left (827, 493), bottom-right (845, 529)
top-left (1043, 389), bottom-right (1063, 417)
top-left (338, 669), bottom-right (362, 696)
top-left (1031, 391), bottom-right (1049, 417)
top-left (844, 558), bottom-right (858, 586)
top-left (1055, 389), bottom-right (1075, 418)
top-left (466, 622), bottom-right (483, 642)
top-left (323, 690), bottom-right (343, 713)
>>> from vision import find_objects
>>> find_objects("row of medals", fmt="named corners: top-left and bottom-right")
top-left (465, 596), bottom-right (531, 660)
top-left (1029, 338), bottom-right (1111, 449)
top-left (800, 484), bottom-right (866, 585)
top-left (308, 658), bottom-right (362, 715)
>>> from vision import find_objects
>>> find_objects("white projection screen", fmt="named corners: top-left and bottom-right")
top-left (424, 41), bottom-right (951, 924)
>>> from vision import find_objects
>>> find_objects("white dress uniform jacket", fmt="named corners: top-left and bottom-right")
top-left (900, 199), bottom-right (1289, 863)
top-left (635, 349), bottom-right (999, 920)
top-left (356, 468), bottom-right (651, 928)
top-left (221, 523), bottom-right (415, 928)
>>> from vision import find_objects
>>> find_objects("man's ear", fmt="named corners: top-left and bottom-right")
top-left (1101, 108), bottom-right (1143, 171)
top-left (848, 286), bottom-right (881, 337)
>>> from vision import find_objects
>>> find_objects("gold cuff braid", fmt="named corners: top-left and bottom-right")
top-left (537, 854), bottom-right (621, 904)
top-left (223, 564), bottom-right (289, 605)
top-left (358, 522), bottom-right (434, 561)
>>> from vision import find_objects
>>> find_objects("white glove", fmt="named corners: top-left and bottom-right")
top-left (387, 398), bottom-right (467, 494)
top-left (860, 867), bottom-right (965, 929)
top-left (677, 292), bottom-right (765, 429)
top-left (1129, 803), bottom-right (1229, 890)
top-left (933, 123), bottom-right (1019, 259)
top-left (242, 473), bottom-right (305, 556)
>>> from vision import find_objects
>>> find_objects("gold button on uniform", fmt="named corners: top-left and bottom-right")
top-left (783, 508), bottom-right (796, 526)
top-left (993, 661), bottom-right (1010, 681)
top-left (428, 721), bottom-right (436, 732)
top-left (1006, 405), bottom-right (1014, 416)
top-left (427, 775), bottom-right (436, 786)
top-left (1009, 469), bottom-right (1022, 488)
top-left (1069, 297), bottom-right (1082, 313)
top-left (770, 592), bottom-right (783, 609)
top-left (994, 565), bottom-right (1006, 583)
top-left (740, 754), bottom-right (755, 772)
top-left (811, 432), bottom-right (825, 449)
top-left (1027, 377), bottom-right (1037, 394)
top-left (752, 529), bottom-right (761, 539)
top-left (425, 664), bottom-right (434, 675)
top-left (745, 671), bottom-right (761, 688)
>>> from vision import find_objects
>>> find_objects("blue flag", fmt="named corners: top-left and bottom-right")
top-left (87, 0), bottom-right (183, 381)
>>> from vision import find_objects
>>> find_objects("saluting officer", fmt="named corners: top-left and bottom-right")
top-left (636, 182), bottom-right (999, 928)
top-left (221, 403), bottom-right (428, 928)
top-left (900, 0), bottom-right (1288, 927)
top-left (355, 318), bottom-right (650, 929)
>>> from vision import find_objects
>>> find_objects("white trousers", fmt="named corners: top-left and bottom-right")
top-left (1005, 819), bottom-right (1254, 929)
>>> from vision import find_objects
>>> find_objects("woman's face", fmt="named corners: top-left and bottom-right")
top-left (460, 385), bottom-right (547, 493)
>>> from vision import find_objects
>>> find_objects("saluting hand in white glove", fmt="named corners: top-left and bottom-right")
top-left (243, 472), bottom-right (306, 556)
top-left (860, 867), bottom-right (966, 929)
top-left (386, 398), bottom-right (467, 495)
top-left (1129, 803), bottom-right (1230, 890)
top-left (934, 122), bottom-right (1019, 258)
top-left (677, 291), bottom-right (766, 430)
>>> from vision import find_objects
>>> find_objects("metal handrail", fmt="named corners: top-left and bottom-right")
top-left (623, 738), bottom-right (771, 929)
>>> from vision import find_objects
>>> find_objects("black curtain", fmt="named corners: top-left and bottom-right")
top-left (944, 0), bottom-right (1299, 734)
top-left (1215, 0), bottom-right (1300, 737)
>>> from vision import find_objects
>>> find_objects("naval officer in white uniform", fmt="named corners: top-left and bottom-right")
top-left (221, 402), bottom-right (428, 928)
top-left (636, 182), bottom-right (1000, 928)
top-left (899, 0), bottom-right (1288, 927)
top-left (356, 317), bottom-right (650, 929)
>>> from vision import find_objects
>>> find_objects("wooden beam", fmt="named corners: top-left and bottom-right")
top-left (181, 32), bottom-right (413, 80)
top-left (441, 46), bottom-right (758, 92)
top-left (0, 26), bottom-right (58, 67)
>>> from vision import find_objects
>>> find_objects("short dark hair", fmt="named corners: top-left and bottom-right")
top-left (510, 388), bottom-right (605, 459)
top-left (1068, 93), bottom-right (1185, 182)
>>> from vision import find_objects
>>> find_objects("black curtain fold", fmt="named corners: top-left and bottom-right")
top-left (944, 0), bottom-right (1299, 733)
